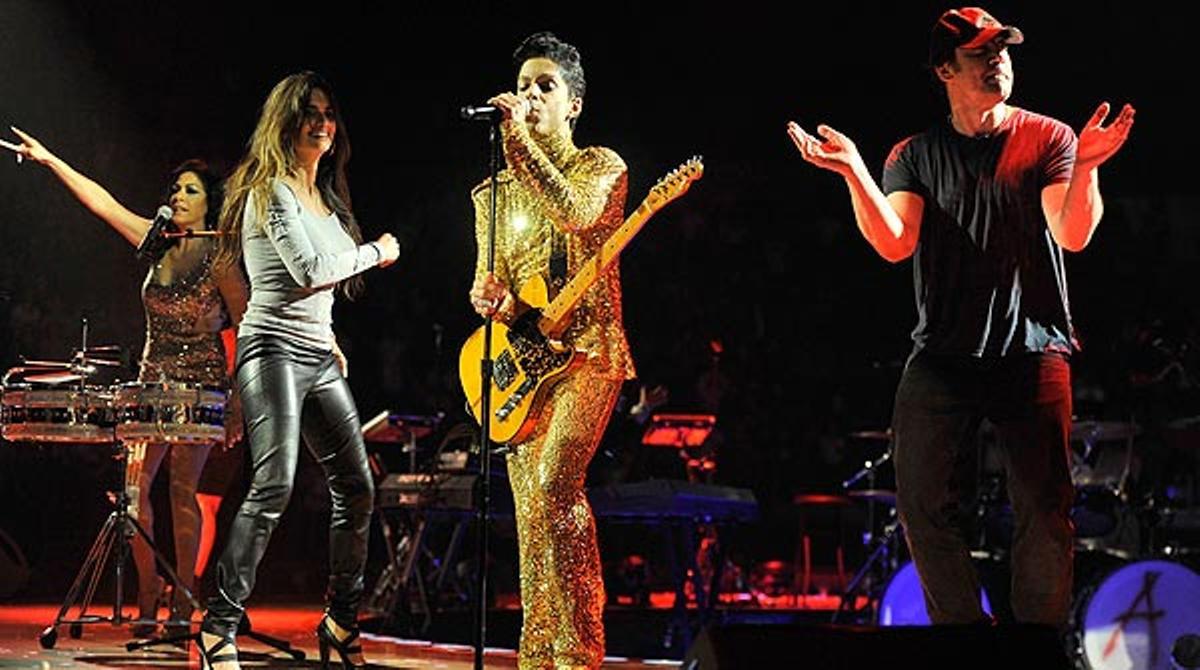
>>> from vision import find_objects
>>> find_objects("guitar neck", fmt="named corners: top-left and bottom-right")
top-left (538, 200), bottom-right (655, 333)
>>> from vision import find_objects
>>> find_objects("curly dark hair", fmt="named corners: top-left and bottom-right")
top-left (512, 32), bottom-right (586, 127)
top-left (161, 158), bottom-right (222, 231)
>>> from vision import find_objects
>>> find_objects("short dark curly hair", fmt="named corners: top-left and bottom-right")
top-left (512, 31), bottom-right (586, 101)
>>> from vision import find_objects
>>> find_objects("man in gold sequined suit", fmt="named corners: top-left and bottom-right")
top-left (468, 31), bottom-right (634, 670)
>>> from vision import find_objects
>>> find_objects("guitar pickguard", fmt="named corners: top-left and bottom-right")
top-left (494, 310), bottom-right (575, 420)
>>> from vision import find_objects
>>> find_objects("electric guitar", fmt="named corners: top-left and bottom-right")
top-left (459, 157), bottom-right (704, 444)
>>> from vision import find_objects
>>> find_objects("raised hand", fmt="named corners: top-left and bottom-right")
top-left (469, 272), bottom-right (512, 319)
top-left (487, 92), bottom-right (531, 125)
top-left (374, 232), bottom-right (400, 268)
top-left (1075, 102), bottom-right (1135, 171)
top-left (786, 121), bottom-right (865, 178)
top-left (8, 126), bottom-right (57, 165)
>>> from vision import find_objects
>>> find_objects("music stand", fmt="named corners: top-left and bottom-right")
top-left (643, 413), bottom-right (716, 483)
top-left (642, 413), bottom-right (715, 448)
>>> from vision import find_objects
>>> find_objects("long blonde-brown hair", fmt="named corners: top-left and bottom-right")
top-left (216, 71), bottom-right (364, 297)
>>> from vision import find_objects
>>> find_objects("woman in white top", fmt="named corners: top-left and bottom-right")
top-left (197, 71), bottom-right (398, 670)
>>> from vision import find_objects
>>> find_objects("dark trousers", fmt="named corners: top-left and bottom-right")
top-left (892, 351), bottom-right (1075, 625)
top-left (203, 335), bottom-right (373, 637)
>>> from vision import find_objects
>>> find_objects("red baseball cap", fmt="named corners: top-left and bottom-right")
top-left (929, 7), bottom-right (1024, 67)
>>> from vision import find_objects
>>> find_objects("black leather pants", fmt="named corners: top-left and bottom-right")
top-left (203, 335), bottom-right (373, 637)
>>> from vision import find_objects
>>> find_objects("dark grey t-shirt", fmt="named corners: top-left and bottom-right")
top-left (882, 108), bottom-right (1078, 357)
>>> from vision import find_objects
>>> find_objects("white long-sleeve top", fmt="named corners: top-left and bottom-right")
top-left (238, 179), bottom-right (380, 349)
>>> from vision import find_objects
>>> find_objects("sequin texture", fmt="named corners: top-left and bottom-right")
top-left (472, 121), bottom-right (633, 669)
top-left (139, 239), bottom-right (229, 385)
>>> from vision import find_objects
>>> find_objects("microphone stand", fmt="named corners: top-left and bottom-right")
top-left (473, 113), bottom-right (502, 670)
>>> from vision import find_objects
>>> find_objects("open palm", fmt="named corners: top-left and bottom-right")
top-left (1076, 102), bottom-right (1135, 171)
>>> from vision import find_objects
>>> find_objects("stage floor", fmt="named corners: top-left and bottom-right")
top-left (0, 604), bottom-right (680, 668)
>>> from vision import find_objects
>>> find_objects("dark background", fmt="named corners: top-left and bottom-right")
top-left (1, 0), bottom-right (1196, 605)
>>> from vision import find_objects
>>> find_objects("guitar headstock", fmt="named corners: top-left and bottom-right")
top-left (644, 156), bottom-right (704, 211)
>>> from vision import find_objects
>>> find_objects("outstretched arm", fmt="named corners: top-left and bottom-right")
top-left (787, 121), bottom-right (922, 262)
top-left (9, 126), bottom-right (151, 246)
top-left (1043, 102), bottom-right (1136, 252)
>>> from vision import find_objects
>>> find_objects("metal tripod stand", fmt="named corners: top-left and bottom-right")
top-left (38, 440), bottom-right (200, 649)
top-left (124, 610), bottom-right (306, 661)
top-left (832, 513), bottom-right (905, 624)
top-left (832, 441), bottom-right (903, 624)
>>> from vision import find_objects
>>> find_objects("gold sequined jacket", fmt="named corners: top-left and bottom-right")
top-left (472, 120), bottom-right (635, 381)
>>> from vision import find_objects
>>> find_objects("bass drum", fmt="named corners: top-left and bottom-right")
top-left (878, 560), bottom-right (992, 625)
top-left (1070, 559), bottom-right (1200, 669)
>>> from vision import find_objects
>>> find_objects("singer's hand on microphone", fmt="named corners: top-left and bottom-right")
top-left (375, 233), bottom-right (400, 268)
top-left (487, 93), bottom-right (530, 125)
top-left (9, 126), bottom-right (56, 166)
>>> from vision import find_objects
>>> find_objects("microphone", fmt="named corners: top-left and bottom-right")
top-left (460, 105), bottom-right (502, 121)
top-left (135, 205), bottom-right (177, 262)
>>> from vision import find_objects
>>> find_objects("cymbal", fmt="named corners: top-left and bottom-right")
top-left (849, 428), bottom-right (892, 441)
top-left (361, 410), bottom-right (442, 444)
top-left (1071, 420), bottom-right (1140, 442)
top-left (847, 489), bottom-right (897, 505)
top-left (792, 492), bottom-right (852, 506)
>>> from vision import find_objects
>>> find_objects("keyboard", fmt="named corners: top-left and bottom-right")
top-left (587, 479), bottom-right (758, 523)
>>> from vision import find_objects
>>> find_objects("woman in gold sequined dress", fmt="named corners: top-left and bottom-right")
top-left (10, 129), bottom-right (248, 638)
top-left (468, 32), bottom-right (633, 670)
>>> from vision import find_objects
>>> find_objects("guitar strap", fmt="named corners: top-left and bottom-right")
top-left (548, 224), bottom-right (568, 296)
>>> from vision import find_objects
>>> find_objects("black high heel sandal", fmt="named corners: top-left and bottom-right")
top-left (198, 629), bottom-right (240, 670)
top-left (316, 614), bottom-right (365, 669)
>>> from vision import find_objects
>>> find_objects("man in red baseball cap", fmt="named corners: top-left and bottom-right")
top-left (787, 7), bottom-right (1135, 627)
top-left (928, 7), bottom-right (1023, 69)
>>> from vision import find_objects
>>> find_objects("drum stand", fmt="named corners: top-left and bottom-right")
top-left (38, 440), bottom-right (200, 649)
top-left (124, 611), bottom-right (306, 661)
top-left (833, 441), bottom-right (902, 624)
top-left (832, 515), bottom-right (905, 624)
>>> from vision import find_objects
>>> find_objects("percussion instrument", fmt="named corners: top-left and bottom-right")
top-left (113, 381), bottom-right (226, 444)
top-left (1070, 559), bottom-right (1200, 670)
top-left (877, 560), bottom-right (993, 626)
top-left (0, 383), bottom-right (114, 443)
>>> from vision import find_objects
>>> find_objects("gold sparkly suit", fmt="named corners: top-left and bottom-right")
top-left (472, 121), bottom-right (634, 670)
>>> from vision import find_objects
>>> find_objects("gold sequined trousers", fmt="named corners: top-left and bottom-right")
top-left (508, 366), bottom-right (621, 670)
